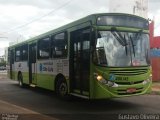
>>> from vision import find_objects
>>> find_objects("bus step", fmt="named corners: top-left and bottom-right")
top-left (30, 84), bottom-right (36, 87)
top-left (70, 93), bottom-right (89, 99)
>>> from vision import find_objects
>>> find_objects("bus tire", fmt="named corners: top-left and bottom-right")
top-left (18, 73), bottom-right (24, 87)
top-left (56, 78), bottom-right (69, 99)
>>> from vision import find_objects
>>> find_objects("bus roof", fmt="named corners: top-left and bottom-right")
top-left (8, 13), bottom-right (148, 49)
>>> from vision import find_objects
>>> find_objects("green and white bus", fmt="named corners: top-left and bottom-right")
top-left (8, 13), bottom-right (152, 99)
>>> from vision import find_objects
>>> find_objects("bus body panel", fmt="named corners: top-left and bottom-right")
top-left (14, 61), bottom-right (29, 84)
top-left (91, 66), bottom-right (152, 99)
top-left (36, 59), bottom-right (69, 90)
top-left (92, 80), bottom-right (151, 99)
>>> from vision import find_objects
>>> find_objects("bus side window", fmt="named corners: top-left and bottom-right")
top-left (15, 50), bottom-right (20, 61)
top-left (38, 37), bottom-right (51, 59)
top-left (22, 44), bottom-right (28, 61)
top-left (52, 32), bottom-right (68, 58)
top-left (15, 44), bottom-right (28, 62)
top-left (15, 47), bottom-right (21, 62)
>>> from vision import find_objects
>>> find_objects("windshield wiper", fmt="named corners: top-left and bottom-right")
top-left (135, 29), bottom-right (143, 40)
top-left (111, 27), bottom-right (128, 55)
top-left (130, 35), bottom-right (136, 57)
top-left (130, 29), bottom-right (143, 57)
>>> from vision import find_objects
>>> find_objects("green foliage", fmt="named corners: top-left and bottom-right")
top-left (0, 61), bottom-right (6, 67)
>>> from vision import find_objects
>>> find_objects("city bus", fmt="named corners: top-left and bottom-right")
top-left (7, 13), bottom-right (152, 99)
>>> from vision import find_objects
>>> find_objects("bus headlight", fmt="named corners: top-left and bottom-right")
top-left (107, 81), bottom-right (114, 87)
top-left (142, 76), bottom-right (152, 85)
top-left (96, 75), bottom-right (107, 84)
top-left (142, 80), bottom-right (148, 85)
top-left (107, 81), bottom-right (119, 87)
top-left (150, 74), bottom-right (152, 81)
top-left (94, 73), bottom-right (118, 87)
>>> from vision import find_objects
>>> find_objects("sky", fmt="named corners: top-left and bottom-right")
top-left (0, 0), bottom-right (159, 56)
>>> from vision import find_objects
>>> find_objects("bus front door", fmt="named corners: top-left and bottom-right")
top-left (70, 28), bottom-right (90, 97)
top-left (29, 43), bottom-right (37, 85)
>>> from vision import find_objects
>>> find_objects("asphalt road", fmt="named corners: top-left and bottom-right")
top-left (0, 73), bottom-right (160, 120)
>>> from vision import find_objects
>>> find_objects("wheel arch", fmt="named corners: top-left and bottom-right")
top-left (54, 73), bottom-right (70, 99)
top-left (54, 73), bottom-right (66, 90)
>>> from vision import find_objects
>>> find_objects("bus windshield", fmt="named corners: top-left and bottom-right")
top-left (94, 31), bottom-right (150, 67)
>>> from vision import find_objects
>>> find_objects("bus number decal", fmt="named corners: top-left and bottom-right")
top-left (116, 77), bottom-right (129, 81)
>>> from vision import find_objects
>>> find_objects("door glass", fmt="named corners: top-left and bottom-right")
top-left (81, 29), bottom-right (90, 91)
top-left (70, 27), bottom-right (90, 94)
top-left (29, 43), bottom-right (36, 84)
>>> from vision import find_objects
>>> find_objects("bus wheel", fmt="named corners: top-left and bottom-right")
top-left (18, 73), bottom-right (24, 87)
top-left (56, 78), bottom-right (69, 99)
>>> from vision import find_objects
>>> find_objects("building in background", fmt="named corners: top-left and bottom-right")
top-left (150, 21), bottom-right (160, 81)
top-left (4, 47), bottom-right (8, 62)
top-left (109, 0), bottom-right (148, 19)
top-left (0, 55), bottom-right (5, 63)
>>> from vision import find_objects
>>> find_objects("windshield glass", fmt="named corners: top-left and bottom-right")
top-left (94, 31), bottom-right (150, 67)
top-left (130, 32), bottom-right (150, 66)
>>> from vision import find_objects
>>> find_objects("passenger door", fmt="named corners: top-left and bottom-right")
top-left (70, 27), bottom-right (91, 97)
top-left (29, 43), bottom-right (37, 85)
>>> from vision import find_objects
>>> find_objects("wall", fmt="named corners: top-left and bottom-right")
top-left (150, 21), bottom-right (160, 81)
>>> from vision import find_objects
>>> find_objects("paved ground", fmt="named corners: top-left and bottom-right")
top-left (152, 82), bottom-right (160, 95)
top-left (0, 73), bottom-right (160, 120)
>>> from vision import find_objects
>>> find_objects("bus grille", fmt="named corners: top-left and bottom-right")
top-left (110, 67), bottom-right (148, 76)
top-left (115, 80), bottom-right (144, 85)
top-left (110, 67), bottom-right (148, 95)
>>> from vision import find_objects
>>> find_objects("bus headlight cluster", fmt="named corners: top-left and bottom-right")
top-left (149, 74), bottom-right (152, 81)
top-left (142, 75), bottom-right (152, 85)
top-left (96, 75), bottom-right (107, 84)
top-left (94, 73), bottom-right (118, 87)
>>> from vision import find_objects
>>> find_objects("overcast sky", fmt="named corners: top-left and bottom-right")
top-left (0, 0), bottom-right (159, 55)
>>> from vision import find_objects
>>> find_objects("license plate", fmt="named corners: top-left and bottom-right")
top-left (126, 88), bottom-right (136, 93)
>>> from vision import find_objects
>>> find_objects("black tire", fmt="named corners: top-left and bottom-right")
top-left (18, 73), bottom-right (24, 87)
top-left (56, 78), bottom-right (69, 99)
